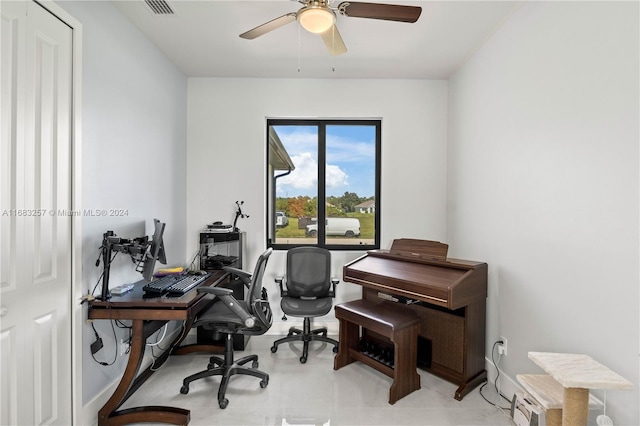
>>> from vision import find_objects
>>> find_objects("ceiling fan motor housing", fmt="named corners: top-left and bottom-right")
top-left (298, 3), bottom-right (337, 34)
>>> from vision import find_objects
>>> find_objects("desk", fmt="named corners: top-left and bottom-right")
top-left (528, 352), bottom-right (633, 426)
top-left (88, 271), bottom-right (229, 426)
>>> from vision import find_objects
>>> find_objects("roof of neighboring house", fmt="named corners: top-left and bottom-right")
top-left (355, 200), bottom-right (376, 208)
top-left (268, 127), bottom-right (295, 171)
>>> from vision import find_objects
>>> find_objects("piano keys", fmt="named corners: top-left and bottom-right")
top-left (343, 239), bottom-right (488, 400)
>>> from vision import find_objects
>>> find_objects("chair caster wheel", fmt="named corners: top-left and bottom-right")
top-left (180, 385), bottom-right (189, 395)
top-left (300, 356), bottom-right (307, 364)
top-left (252, 360), bottom-right (259, 368)
top-left (270, 345), bottom-right (277, 353)
top-left (218, 398), bottom-right (228, 409)
top-left (333, 346), bottom-right (338, 353)
top-left (260, 378), bottom-right (268, 388)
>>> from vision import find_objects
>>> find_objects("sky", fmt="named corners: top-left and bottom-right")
top-left (273, 124), bottom-right (376, 198)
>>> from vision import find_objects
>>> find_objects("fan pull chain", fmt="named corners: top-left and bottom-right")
top-left (297, 23), bottom-right (301, 73)
top-left (331, 26), bottom-right (336, 73)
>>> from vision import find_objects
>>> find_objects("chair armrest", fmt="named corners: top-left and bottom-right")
top-left (197, 286), bottom-right (233, 296)
top-left (274, 275), bottom-right (288, 297)
top-left (223, 266), bottom-right (252, 288)
top-left (329, 277), bottom-right (339, 297)
top-left (198, 286), bottom-right (255, 327)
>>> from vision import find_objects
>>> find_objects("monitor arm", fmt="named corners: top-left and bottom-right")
top-left (98, 231), bottom-right (150, 300)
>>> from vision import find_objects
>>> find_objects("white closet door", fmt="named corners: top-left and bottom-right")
top-left (1, 1), bottom-right (73, 424)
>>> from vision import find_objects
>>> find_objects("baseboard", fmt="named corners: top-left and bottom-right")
top-left (484, 356), bottom-right (520, 407)
top-left (81, 380), bottom-right (117, 426)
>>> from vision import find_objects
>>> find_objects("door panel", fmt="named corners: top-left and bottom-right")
top-left (0, 327), bottom-right (18, 425)
top-left (0, 1), bottom-right (73, 424)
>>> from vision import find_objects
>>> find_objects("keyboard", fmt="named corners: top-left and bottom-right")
top-left (143, 275), bottom-right (183, 294)
top-left (166, 274), bottom-right (209, 295)
top-left (143, 274), bottom-right (209, 295)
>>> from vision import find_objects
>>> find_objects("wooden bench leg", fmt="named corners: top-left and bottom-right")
top-left (388, 323), bottom-right (421, 404)
top-left (334, 318), bottom-right (358, 370)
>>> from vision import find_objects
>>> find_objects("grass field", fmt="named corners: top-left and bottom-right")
top-left (275, 213), bottom-right (375, 239)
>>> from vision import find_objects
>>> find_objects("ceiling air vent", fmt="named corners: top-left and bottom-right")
top-left (144, 0), bottom-right (174, 15)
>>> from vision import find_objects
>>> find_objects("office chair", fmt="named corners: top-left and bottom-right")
top-left (270, 246), bottom-right (339, 363)
top-left (180, 248), bottom-right (273, 409)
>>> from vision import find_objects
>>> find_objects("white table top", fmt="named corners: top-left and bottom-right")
top-left (528, 352), bottom-right (633, 390)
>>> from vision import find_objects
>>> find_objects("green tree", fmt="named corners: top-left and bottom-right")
top-left (275, 197), bottom-right (289, 215)
top-left (340, 191), bottom-right (363, 213)
top-left (303, 197), bottom-right (317, 217)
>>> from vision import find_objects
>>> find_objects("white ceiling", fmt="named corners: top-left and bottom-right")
top-left (113, 0), bottom-right (521, 79)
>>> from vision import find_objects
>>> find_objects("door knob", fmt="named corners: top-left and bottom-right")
top-left (0, 306), bottom-right (7, 317)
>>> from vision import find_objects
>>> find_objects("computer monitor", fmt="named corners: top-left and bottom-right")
top-left (142, 218), bottom-right (167, 281)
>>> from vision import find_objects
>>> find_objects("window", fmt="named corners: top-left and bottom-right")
top-left (267, 119), bottom-right (381, 250)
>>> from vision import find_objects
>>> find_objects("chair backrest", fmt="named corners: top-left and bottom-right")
top-left (243, 247), bottom-right (272, 334)
top-left (286, 247), bottom-right (331, 298)
top-left (244, 247), bottom-right (272, 304)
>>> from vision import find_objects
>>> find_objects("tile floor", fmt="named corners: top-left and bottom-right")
top-left (121, 335), bottom-right (514, 425)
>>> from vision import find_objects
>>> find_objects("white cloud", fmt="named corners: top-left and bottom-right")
top-left (279, 153), bottom-right (317, 189)
top-left (326, 164), bottom-right (349, 188)
top-left (278, 152), bottom-right (349, 194)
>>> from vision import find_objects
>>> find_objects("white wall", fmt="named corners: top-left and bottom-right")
top-left (448, 2), bottom-right (639, 424)
top-left (186, 78), bottom-right (449, 332)
top-left (57, 0), bottom-right (188, 410)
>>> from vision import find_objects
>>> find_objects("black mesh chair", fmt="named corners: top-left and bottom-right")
top-left (180, 248), bottom-right (273, 409)
top-left (270, 247), bottom-right (339, 363)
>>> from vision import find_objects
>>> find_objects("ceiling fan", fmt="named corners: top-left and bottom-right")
top-left (239, 0), bottom-right (422, 56)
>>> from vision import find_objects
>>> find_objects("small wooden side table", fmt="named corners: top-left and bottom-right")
top-left (528, 352), bottom-right (632, 426)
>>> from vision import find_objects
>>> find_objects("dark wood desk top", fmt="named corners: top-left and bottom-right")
top-left (89, 271), bottom-right (229, 320)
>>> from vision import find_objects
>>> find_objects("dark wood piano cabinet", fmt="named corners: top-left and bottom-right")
top-left (343, 239), bottom-right (488, 401)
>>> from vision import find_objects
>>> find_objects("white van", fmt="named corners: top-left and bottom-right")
top-left (275, 211), bottom-right (289, 228)
top-left (305, 217), bottom-right (360, 237)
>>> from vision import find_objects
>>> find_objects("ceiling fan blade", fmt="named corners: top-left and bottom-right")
top-left (320, 25), bottom-right (347, 56)
top-left (239, 13), bottom-right (297, 39)
top-left (338, 2), bottom-right (422, 23)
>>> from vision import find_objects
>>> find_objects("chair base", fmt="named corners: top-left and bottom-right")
top-left (180, 334), bottom-right (269, 409)
top-left (271, 317), bottom-right (339, 363)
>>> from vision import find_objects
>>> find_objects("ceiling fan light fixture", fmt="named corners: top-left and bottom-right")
top-left (298, 7), bottom-right (335, 34)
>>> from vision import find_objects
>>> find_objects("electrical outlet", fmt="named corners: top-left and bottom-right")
top-left (498, 336), bottom-right (508, 356)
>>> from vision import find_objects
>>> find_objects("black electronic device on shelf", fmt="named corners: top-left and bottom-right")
top-left (199, 231), bottom-right (243, 271)
top-left (97, 218), bottom-right (167, 301)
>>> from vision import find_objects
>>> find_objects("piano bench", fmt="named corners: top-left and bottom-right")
top-left (334, 299), bottom-right (421, 404)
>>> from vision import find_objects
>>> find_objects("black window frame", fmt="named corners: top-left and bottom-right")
top-left (266, 118), bottom-right (381, 251)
